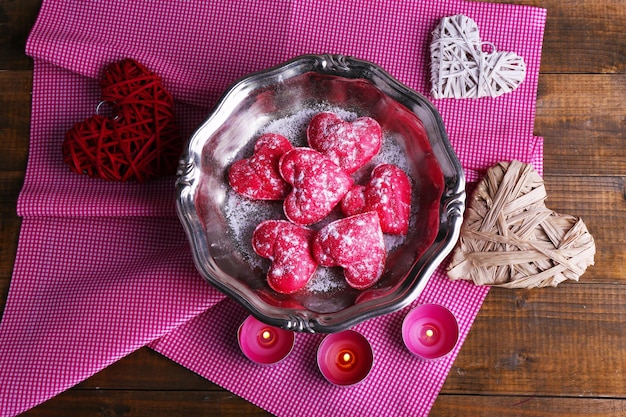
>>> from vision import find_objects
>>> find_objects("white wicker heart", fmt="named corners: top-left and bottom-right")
top-left (430, 14), bottom-right (527, 99)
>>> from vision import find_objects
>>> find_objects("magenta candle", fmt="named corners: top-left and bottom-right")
top-left (238, 316), bottom-right (295, 365)
top-left (402, 304), bottom-right (459, 361)
top-left (317, 330), bottom-right (373, 386)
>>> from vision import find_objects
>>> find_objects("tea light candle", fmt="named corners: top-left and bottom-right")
top-left (317, 330), bottom-right (373, 386)
top-left (402, 304), bottom-right (459, 361)
top-left (238, 316), bottom-right (295, 365)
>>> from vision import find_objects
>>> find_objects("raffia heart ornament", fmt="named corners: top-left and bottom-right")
top-left (430, 14), bottom-right (527, 99)
top-left (447, 160), bottom-right (595, 288)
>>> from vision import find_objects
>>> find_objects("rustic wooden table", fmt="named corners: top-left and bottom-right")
top-left (1, 0), bottom-right (624, 415)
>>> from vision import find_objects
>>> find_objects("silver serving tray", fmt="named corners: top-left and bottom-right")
top-left (177, 54), bottom-right (465, 333)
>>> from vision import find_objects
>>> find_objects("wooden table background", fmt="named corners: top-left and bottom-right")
top-left (1, 0), bottom-right (624, 415)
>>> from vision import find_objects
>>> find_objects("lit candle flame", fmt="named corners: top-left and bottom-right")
top-left (258, 328), bottom-right (276, 346)
top-left (419, 325), bottom-right (438, 346)
top-left (337, 349), bottom-right (356, 370)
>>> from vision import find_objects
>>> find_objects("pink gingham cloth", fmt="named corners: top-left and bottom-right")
top-left (0, 0), bottom-right (546, 416)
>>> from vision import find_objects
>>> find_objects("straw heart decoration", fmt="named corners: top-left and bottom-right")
top-left (430, 14), bottom-right (527, 99)
top-left (62, 59), bottom-right (182, 182)
top-left (447, 160), bottom-right (596, 288)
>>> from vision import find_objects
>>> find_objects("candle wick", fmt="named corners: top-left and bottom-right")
top-left (258, 328), bottom-right (276, 346)
top-left (337, 349), bottom-right (356, 369)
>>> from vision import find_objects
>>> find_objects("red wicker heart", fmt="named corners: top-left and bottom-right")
top-left (62, 59), bottom-right (181, 182)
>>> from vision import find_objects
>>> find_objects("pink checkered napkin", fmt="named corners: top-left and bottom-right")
top-left (0, 0), bottom-right (545, 416)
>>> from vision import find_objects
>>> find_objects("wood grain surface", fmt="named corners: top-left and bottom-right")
top-left (1, 0), bottom-right (625, 416)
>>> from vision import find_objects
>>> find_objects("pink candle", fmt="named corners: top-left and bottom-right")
top-left (402, 304), bottom-right (459, 361)
top-left (317, 330), bottom-right (373, 386)
top-left (238, 316), bottom-right (295, 365)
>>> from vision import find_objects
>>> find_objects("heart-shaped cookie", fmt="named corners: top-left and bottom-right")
top-left (430, 14), bottom-right (526, 99)
top-left (341, 164), bottom-right (412, 235)
top-left (228, 133), bottom-right (293, 200)
top-left (446, 160), bottom-right (596, 288)
top-left (62, 59), bottom-right (181, 182)
top-left (279, 148), bottom-right (354, 226)
top-left (252, 220), bottom-right (317, 294)
top-left (313, 212), bottom-right (386, 290)
top-left (307, 112), bottom-right (382, 174)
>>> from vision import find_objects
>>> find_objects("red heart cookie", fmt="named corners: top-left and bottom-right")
top-left (252, 220), bottom-right (317, 294)
top-left (341, 164), bottom-right (412, 235)
top-left (279, 148), bottom-right (354, 226)
top-left (228, 133), bottom-right (293, 200)
top-left (312, 212), bottom-right (386, 290)
top-left (340, 185), bottom-right (367, 217)
top-left (307, 112), bottom-right (382, 174)
top-left (62, 59), bottom-right (181, 182)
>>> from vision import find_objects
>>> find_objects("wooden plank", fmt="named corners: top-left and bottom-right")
top-left (0, 70), bottom-right (32, 172)
top-left (75, 347), bottom-right (221, 391)
top-left (0, 196), bottom-right (22, 318)
top-left (0, 68), bottom-right (30, 317)
top-left (537, 74), bottom-right (626, 177)
top-left (443, 284), bottom-right (626, 396)
top-left (0, 0), bottom-right (40, 70)
top-left (432, 395), bottom-right (626, 417)
top-left (540, 0), bottom-right (626, 74)
top-left (20, 389), bottom-right (272, 417)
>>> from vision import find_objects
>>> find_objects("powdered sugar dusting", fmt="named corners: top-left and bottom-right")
top-left (224, 192), bottom-right (283, 269)
top-left (306, 267), bottom-right (346, 292)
